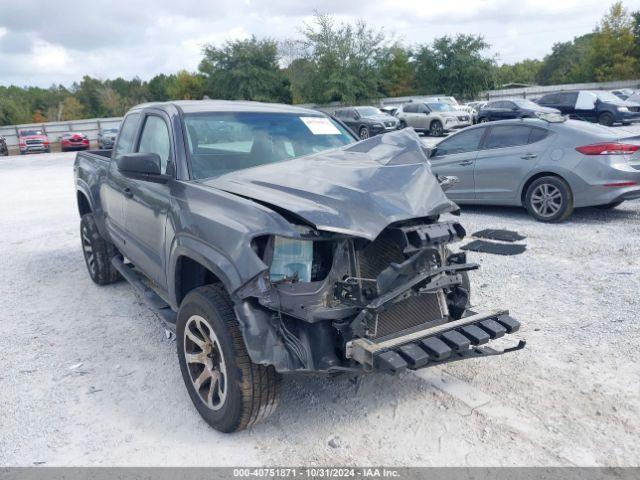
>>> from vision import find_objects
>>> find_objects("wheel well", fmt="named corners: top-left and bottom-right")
top-left (520, 172), bottom-right (566, 205)
top-left (175, 256), bottom-right (222, 306)
top-left (77, 191), bottom-right (92, 216)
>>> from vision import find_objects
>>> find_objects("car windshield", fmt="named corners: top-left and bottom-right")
top-left (21, 129), bottom-right (43, 136)
top-left (356, 107), bottom-right (382, 116)
top-left (184, 112), bottom-right (355, 180)
top-left (427, 103), bottom-right (455, 112)
top-left (512, 99), bottom-right (541, 109)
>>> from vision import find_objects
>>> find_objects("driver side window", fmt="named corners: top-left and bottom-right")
top-left (435, 128), bottom-right (485, 156)
top-left (138, 115), bottom-right (171, 174)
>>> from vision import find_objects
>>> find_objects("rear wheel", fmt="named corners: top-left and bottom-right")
top-left (430, 120), bottom-right (444, 137)
top-left (524, 176), bottom-right (574, 222)
top-left (359, 126), bottom-right (370, 140)
top-left (80, 213), bottom-right (121, 285)
top-left (478, 117), bottom-right (489, 123)
top-left (177, 285), bottom-right (280, 433)
top-left (598, 112), bottom-right (614, 126)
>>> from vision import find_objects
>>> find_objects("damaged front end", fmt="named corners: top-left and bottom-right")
top-left (234, 218), bottom-right (524, 375)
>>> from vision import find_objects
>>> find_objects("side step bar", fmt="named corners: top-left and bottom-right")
top-left (346, 309), bottom-right (524, 374)
top-left (111, 257), bottom-right (177, 329)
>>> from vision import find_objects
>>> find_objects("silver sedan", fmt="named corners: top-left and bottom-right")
top-left (426, 118), bottom-right (640, 222)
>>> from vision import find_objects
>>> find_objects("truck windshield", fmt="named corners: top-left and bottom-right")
top-left (184, 112), bottom-right (355, 179)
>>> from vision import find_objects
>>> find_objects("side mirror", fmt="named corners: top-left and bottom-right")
top-left (117, 152), bottom-right (169, 183)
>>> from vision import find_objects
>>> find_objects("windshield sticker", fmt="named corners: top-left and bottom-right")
top-left (300, 116), bottom-right (341, 135)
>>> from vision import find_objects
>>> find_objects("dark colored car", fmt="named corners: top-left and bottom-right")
top-left (74, 100), bottom-right (523, 433)
top-left (98, 127), bottom-right (119, 149)
top-left (333, 106), bottom-right (399, 139)
top-left (18, 129), bottom-right (50, 154)
top-left (61, 132), bottom-right (90, 152)
top-left (477, 99), bottom-right (559, 123)
top-left (0, 135), bottom-right (8, 156)
top-left (536, 90), bottom-right (640, 126)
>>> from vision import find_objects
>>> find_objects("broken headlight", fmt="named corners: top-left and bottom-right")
top-left (269, 237), bottom-right (313, 282)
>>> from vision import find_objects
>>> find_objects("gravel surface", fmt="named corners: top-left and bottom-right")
top-left (1, 149), bottom-right (639, 467)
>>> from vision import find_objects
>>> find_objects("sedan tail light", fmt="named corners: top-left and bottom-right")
top-left (575, 143), bottom-right (640, 155)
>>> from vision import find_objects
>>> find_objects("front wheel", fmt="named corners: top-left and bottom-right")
top-left (478, 117), bottom-right (489, 123)
top-left (598, 112), bottom-right (614, 126)
top-left (524, 176), bottom-right (574, 222)
top-left (177, 285), bottom-right (280, 433)
top-left (430, 120), bottom-right (444, 137)
top-left (398, 120), bottom-right (407, 129)
top-left (359, 126), bottom-right (370, 140)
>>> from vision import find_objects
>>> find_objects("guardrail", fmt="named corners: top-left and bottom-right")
top-left (0, 117), bottom-right (122, 154)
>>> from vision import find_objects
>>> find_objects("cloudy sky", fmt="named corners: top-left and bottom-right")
top-left (1, 0), bottom-right (638, 88)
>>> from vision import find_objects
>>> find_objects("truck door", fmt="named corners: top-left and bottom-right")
top-left (122, 111), bottom-right (173, 289)
top-left (102, 111), bottom-right (141, 251)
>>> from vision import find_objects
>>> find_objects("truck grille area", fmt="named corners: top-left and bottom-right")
top-left (356, 235), bottom-right (445, 339)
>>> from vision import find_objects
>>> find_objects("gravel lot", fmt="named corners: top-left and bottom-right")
top-left (1, 146), bottom-right (639, 467)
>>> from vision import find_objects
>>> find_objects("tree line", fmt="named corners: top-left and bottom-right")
top-left (1, 2), bottom-right (639, 126)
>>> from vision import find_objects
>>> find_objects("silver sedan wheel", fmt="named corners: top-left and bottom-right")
top-left (530, 183), bottom-right (563, 218)
top-left (184, 314), bottom-right (227, 411)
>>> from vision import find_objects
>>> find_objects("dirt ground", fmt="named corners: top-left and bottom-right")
top-left (1, 151), bottom-right (639, 467)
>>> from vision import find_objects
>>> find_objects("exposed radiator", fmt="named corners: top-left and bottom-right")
top-left (356, 235), bottom-right (446, 339)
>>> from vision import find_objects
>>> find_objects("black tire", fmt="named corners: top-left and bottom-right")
top-left (80, 213), bottom-right (122, 285)
top-left (399, 120), bottom-right (407, 129)
top-left (598, 112), bottom-right (614, 126)
top-left (430, 120), bottom-right (444, 137)
top-left (177, 285), bottom-right (280, 433)
top-left (478, 117), bottom-right (489, 123)
top-left (596, 201), bottom-right (623, 210)
top-left (359, 126), bottom-right (370, 140)
top-left (524, 176), bottom-right (574, 222)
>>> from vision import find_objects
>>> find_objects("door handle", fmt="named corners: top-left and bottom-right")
top-left (521, 153), bottom-right (537, 160)
top-left (458, 160), bottom-right (474, 166)
top-left (122, 187), bottom-right (133, 199)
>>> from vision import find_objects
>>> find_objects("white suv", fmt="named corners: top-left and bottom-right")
top-left (397, 102), bottom-right (472, 136)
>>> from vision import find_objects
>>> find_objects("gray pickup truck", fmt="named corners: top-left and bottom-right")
top-left (74, 100), bottom-right (524, 433)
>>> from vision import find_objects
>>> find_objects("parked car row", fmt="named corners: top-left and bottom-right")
top-left (4, 126), bottom-right (120, 156)
top-left (467, 89), bottom-right (640, 127)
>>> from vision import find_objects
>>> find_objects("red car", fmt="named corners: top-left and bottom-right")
top-left (18, 129), bottom-right (51, 154)
top-left (60, 132), bottom-right (90, 152)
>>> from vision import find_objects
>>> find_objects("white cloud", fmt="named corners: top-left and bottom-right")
top-left (0, 0), bottom-right (638, 87)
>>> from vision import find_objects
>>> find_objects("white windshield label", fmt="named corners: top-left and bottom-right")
top-left (300, 116), bottom-right (341, 135)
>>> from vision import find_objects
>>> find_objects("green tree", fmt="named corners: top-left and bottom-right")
top-left (148, 74), bottom-right (172, 101)
top-left (413, 34), bottom-right (496, 99)
top-left (378, 45), bottom-right (415, 97)
top-left (166, 70), bottom-right (205, 100)
top-left (589, 2), bottom-right (640, 81)
top-left (295, 13), bottom-right (386, 103)
top-left (535, 35), bottom-right (594, 85)
top-left (495, 59), bottom-right (542, 86)
top-left (199, 36), bottom-right (289, 102)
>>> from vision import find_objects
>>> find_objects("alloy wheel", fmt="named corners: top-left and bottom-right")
top-left (530, 183), bottom-right (563, 218)
top-left (81, 224), bottom-right (96, 276)
top-left (359, 128), bottom-right (370, 139)
top-left (183, 314), bottom-right (227, 411)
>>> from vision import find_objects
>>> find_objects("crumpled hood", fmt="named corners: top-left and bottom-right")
top-left (200, 129), bottom-right (457, 240)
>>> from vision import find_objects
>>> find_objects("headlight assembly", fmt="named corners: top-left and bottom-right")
top-left (269, 237), bottom-right (313, 282)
